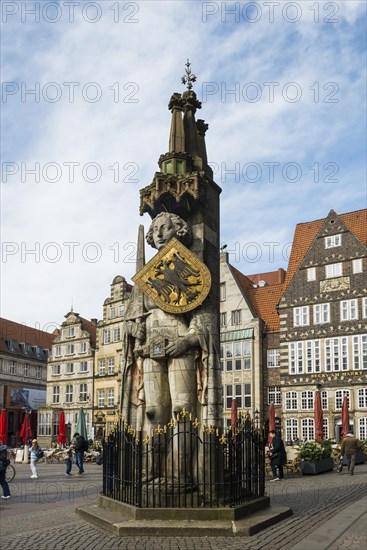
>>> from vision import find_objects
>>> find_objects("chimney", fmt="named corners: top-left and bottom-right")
top-left (91, 318), bottom-right (98, 325)
top-left (277, 268), bottom-right (286, 284)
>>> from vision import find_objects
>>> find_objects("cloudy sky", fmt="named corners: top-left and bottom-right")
top-left (1, 0), bottom-right (366, 331)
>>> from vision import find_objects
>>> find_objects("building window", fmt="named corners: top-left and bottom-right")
top-left (340, 299), bottom-right (358, 321)
top-left (66, 344), bottom-right (74, 355)
top-left (325, 234), bottom-right (341, 248)
top-left (52, 364), bottom-right (61, 376)
top-left (98, 359), bottom-right (106, 376)
top-left (243, 384), bottom-right (251, 408)
top-left (307, 267), bottom-right (316, 281)
top-left (293, 306), bottom-right (309, 327)
top-left (286, 418), bottom-right (298, 441)
top-left (306, 340), bottom-right (321, 373)
top-left (358, 388), bottom-right (367, 408)
top-left (325, 263), bottom-right (342, 278)
top-left (220, 344), bottom-right (224, 371)
top-left (9, 361), bottom-right (16, 375)
top-left (107, 389), bottom-right (114, 407)
top-left (113, 328), bottom-right (121, 342)
top-left (225, 385), bottom-right (233, 409)
top-left (55, 345), bottom-right (62, 357)
top-left (67, 326), bottom-right (75, 338)
top-left (109, 306), bottom-right (116, 320)
top-left (352, 258), bottom-right (362, 273)
top-left (23, 363), bottom-right (29, 376)
top-left (321, 390), bottom-right (328, 410)
top-left (242, 341), bottom-right (251, 370)
top-left (53, 386), bottom-right (60, 404)
top-left (103, 330), bottom-right (110, 344)
top-left (36, 365), bottom-right (42, 379)
top-left (108, 358), bottom-right (115, 375)
top-left (45, 413), bottom-right (51, 436)
top-left (285, 392), bottom-right (298, 410)
top-left (220, 283), bottom-right (226, 301)
top-left (325, 337), bottom-right (348, 372)
top-left (66, 384), bottom-right (73, 403)
top-left (323, 418), bottom-right (329, 439)
top-left (80, 361), bottom-right (88, 373)
top-left (301, 418), bottom-right (314, 440)
top-left (290, 341), bottom-right (321, 374)
top-left (66, 362), bottom-right (74, 374)
top-left (38, 414), bottom-right (45, 436)
top-left (79, 384), bottom-right (87, 401)
top-left (335, 389), bottom-right (350, 409)
top-left (301, 391), bottom-right (314, 410)
top-left (313, 303), bottom-right (330, 324)
top-left (119, 304), bottom-right (125, 317)
top-left (80, 341), bottom-right (87, 353)
top-left (231, 310), bottom-right (242, 326)
top-left (353, 335), bottom-right (367, 370)
top-left (220, 312), bottom-right (227, 327)
top-left (267, 349), bottom-right (280, 368)
top-left (358, 417), bottom-right (367, 440)
top-left (225, 343), bottom-right (233, 371)
top-left (268, 386), bottom-right (281, 405)
top-left (97, 389), bottom-right (105, 407)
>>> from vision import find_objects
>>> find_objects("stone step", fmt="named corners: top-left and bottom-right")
top-left (76, 503), bottom-right (292, 537)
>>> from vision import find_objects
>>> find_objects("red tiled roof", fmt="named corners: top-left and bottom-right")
top-left (284, 208), bottom-right (367, 288)
top-left (247, 284), bottom-right (285, 333)
top-left (80, 317), bottom-right (97, 348)
top-left (0, 317), bottom-right (55, 349)
top-left (246, 268), bottom-right (286, 286)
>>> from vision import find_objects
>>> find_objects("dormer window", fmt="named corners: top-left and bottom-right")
top-left (67, 327), bottom-right (75, 338)
top-left (325, 234), bottom-right (341, 248)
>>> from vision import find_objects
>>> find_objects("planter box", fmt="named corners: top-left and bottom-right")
top-left (300, 457), bottom-right (334, 475)
top-left (342, 450), bottom-right (366, 466)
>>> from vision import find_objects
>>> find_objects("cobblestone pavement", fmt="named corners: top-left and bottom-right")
top-left (0, 462), bottom-right (366, 550)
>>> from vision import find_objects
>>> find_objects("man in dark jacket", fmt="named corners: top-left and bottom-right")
top-left (72, 433), bottom-right (86, 474)
top-left (0, 440), bottom-right (11, 499)
top-left (340, 432), bottom-right (361, 475)
top-left (268, 430), bottom-right (287, 481)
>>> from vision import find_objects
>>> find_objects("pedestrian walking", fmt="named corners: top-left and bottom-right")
top-left (65, 447), bottom-right (73, 475)
top-left (30, 438), bottom-right (43, 478)
top-left (0, 439), bottom-right (11, 499)
top-left (268, 430), bottom-right (287, 481)
top-left (340, 431), bottom-right (361, 475)
top-left (72, 433), bottom-right (86, 474)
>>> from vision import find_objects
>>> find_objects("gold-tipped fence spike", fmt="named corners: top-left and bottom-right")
top-left (143, 434), bottom-right (150, 445)
top-left (155, 424), bottom-right (163, 434)
top-left (219, 433), bottom-right (228, 445)
top-left (207, 425), bottom-right (214, 434)
top-left (176, 412), bottom-right (180, 421)
top-left (202, 423), bottom-right (207, 433)
top-left (168, 418), bottom-right (175, 429)
top-left (193, 418), bottom-right (200, 428)
top-left (216, 427), bottom-right (219, 436)
top-left (189, 412), bottom-right (192, 421)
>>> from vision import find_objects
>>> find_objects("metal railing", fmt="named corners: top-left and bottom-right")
top-left (103, 412), bottom-right (265, 508)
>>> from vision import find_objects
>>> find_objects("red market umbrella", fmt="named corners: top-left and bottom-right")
top-left (57, 411), bottom-right (67, 446)
top-left (341, 395), bottom-right (350, 437)
top-left (314, 390), bottom-right (324, 442)
top-left (231, 399), bottom-right (238, 435)
top-left (20, 414), bottom-right (32, 445)
top-left (267, 402), bottom-right (275, 446)
top-left (0, 409), bottom-right (7, 445)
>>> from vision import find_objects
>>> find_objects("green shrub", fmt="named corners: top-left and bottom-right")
top-left (297, 440), bottom-right (332, 461)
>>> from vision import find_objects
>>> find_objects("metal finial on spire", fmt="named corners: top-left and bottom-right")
top-left (181, 59), bottom-right (196, 90)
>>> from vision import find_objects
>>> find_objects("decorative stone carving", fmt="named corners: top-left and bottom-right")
top-left (320, 276), bottom-right (350, 293)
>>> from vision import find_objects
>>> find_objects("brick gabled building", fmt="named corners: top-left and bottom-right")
top-left (278, 208), bottom-right (367, 442)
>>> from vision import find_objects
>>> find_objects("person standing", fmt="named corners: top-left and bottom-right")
top-left (65, 447), bottom-right (73, 475)
top-left (268, 430), bottom-right (287, 481)
top-left (72, 433), bottom-right (86, 474)
top-left (340, 431), bottom-right (361, 475)
top-left (0, 439), bottom-right (11, 499)
top-left (29, 439), bottom-right (42, 479)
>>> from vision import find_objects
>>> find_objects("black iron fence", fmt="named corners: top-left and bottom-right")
top-left (102, 412), bottom-right (265, 508)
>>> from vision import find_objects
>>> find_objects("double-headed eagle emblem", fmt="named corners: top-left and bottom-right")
top-left (132, 238), bottom-right (211, 313)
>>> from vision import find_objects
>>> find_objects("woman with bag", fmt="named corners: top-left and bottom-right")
top-left (29, 439), bottom-right (43, 479)
top-left (268, 430), bottom-right (287, 481)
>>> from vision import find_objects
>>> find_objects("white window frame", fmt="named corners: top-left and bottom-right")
top-left (66, 362), bottom-right (74, 374)
top-left (325, 337), bottom-right (348, 372)
top-left (321, 390), bottom-right (328, 410)
top-left (97, 389), bottom-right (105, 407)
top-left (225, 385), bottom-right (233, 409)
top-left (80, 341), bottom-right (87, 353)
top-left (52, 364), bottom-right (61, 376)
top-left (67, 326), bottom-right (75, 338)
top-left (268, 386), bottom-right (281, 405)
top-left (325, 263), bottom-right (342, 278)
top-left (53, 386), bottom-right (60, 404)
top-left (98, 359), bottom-right (106, 376)
top-left (301, 418), bottom-right (314, 440)
top-left (66, 344), bottom-right (75, 355)
top-left (231, 309), bottom-right (242, 326)
top-left (335, 389), bottom-right (350, 409)
top-left (358, 417), bottom-right (367, 440)
top-left (108, 357), bottom-right (115, 375)
top-left (79, 361), bottom-right (88, 373)
top-left (109, 306), bottom-right (116, 320)
top-left (36, 365), bottom-right (42, 379)
top-left (323, 418), bottom-right (329, 439)
top-left (363, 298), bottom-right (367, 319)
top-left (285, 391), bottom-right (298, 410)
top-left (286, 418), bottom-right (298, 441)
top-left (267, 349), bottom-right (280, 368)
top-left (358, 388), bottom-right (367, 408)
top-left (352, 258), bottom-right (362, 274)
top-left (118, 304), bottom-right (125, 317)
top-left (55, 345), bottom-right (62, 357)
top-left (107, 388), bottom-right (114, 407)
top-left (243, 383), bottom-right (251, 408)
top-left (293, 306), bottom-right (309, 327)
top-left (313, 303), bottom-right (330, 324)
top-left (353, 335), bottom-right (367, 370)
top-left (103, 330), bottom-right (110, 344)
top-left (79, 383), bottom-right (87, 402)
top-left (113, 327), bottom-right (120, 342)
top-left (220, 283), bottom-right (226, 301)
top-left (301, 391), bottom-right (314, 410)
top-left (66, 384), bottom-right (73, 403)
top-left (325, 234), bottom-right (341, 248)
top-left (307, 267), bottom-right (316, 281)
top-left (220, 312), bottom-right (227, 327)
top-left (340, 299), bottom-right (358, 321)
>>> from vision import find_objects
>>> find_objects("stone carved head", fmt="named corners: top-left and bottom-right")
top-left (146, 212), bottom-right (192, 250)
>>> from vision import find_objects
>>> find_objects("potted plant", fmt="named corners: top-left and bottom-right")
top-left (297, 440), bottom-right (334, 475)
